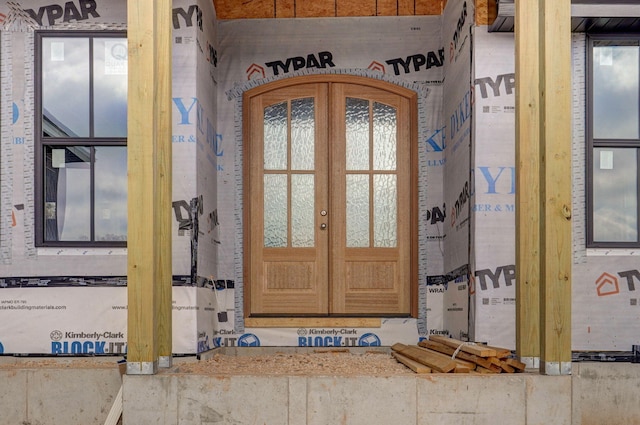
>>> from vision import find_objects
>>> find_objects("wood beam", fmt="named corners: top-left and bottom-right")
top-left (295, 0), bottom-right (336, 17)
top-left (213, 0), bottom-right (445, 18)
top-left (216, 0), bottom-right (275, 19)
top-left (415, 0), bottom-right (442, 15)
top-left (156, 0), bottom-right (173, 369)
top-left (539, 0), bottom-right (572, 375)
top-left (475, 0), bottom-right (497, 26)
top-left (275, 0), bottom-right (295, 18)
top-left (515, 0), bottom-right (541, 369)
top-left (337, 0), bottom-right (376, 17)
top-left (398, 0), bottom-right (416, 16)
top-left (126, 0), bottom-right (173, 375)
top-left (376, 0), bottom-right (398, 16)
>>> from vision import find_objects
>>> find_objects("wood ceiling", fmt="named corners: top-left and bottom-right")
top-left (213, 0), bottom-right (497, 25)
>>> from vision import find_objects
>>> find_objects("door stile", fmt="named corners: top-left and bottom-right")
top-left (246, 83), bottom-right (330, 315)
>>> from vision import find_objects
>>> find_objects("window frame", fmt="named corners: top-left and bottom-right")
top-left (587, 34), bottom-right (640, 248)
top-left (34, 30), bottom-right (128, 248)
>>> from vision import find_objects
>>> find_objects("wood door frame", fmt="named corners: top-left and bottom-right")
top-left (242, 74), bottom-right (419, 322)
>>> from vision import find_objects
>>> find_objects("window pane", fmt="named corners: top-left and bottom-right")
top-left (44, 146), bottom-right (91, 241)
top-left (374, 174), bottom-right (397, 247)
top-left (593, 148), bottom-right (638, 242)
top-left (373, 102), bottom-right (397, 171)
top-left (346, 174), bottom-right (370, 247)
top-left (264, 102), bottom-right (288, 170)
top-left (593, 43), bottom-right (639, 140)
top-left (346, 98), bottom-right (370, 171)
top-left (94, 38), bottom-right (128, 137)
top-left (291, 174), bottom-right (314, 247)
top-left (291, 98), bottom-right (314, 170)
top-left (42, 38), bottom-right (90, 137)
top-left (264, 174), bottom-right (288, 247)
top-left (95, 147), bottom-right (127, 241)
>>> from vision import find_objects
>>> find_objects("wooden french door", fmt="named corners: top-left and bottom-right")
top-left (244, 76), bottom-right (416, 317)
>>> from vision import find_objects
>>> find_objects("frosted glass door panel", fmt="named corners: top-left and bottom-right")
top-left (374, 174), bottom-right (397, 247)
top-left (264, 102), bottom-right (288, 170)
top-left (346, 98), bottom-right (370, 171)
top-left (373, 102), bottom-right (397, 170)
top-left (291, 98), bottom-right (315, 170)
top-left (264, 174), bottom-right (288, 247)
top-left (292, 174), bottom-right (315, 247)
top-left (346, 175), bottom-right (370, 247)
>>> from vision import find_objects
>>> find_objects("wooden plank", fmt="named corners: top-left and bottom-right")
top-left (490, 357), bottom-right (515, 373)
top-left (482, 345), bottom-right (511, 359)
top-left (376, 0), bottom-right (398, 16)
top-left (338, 0), bottom-right (375, 16)
top-left (391, 344), bottom-right (456, 373)
top-left (418, 340), bottom-right (496, 371)
top-left (505, 358), bottom-right (527, 372)
top-left (392, 352), bottom-right (432, 373)
top-left (415, 0), bottom-right (442, 15)
top-left (429, 335), bottom-right (497, 358)
top-left (155, 0), bottom-right (173, 366)
top-left (215, 0), bottom-right (275, 19)
top-left (539, 0), bottom-right (572, 375)
top-left (276, 0), bottom-right (295, 18)
top-left (398, 0), bottom-right (415, 15)
top-left (244, 317), bottom-right (381, 328)
top-left (454, 364), bottom-right (471, 373)
top-left (476, 366), bottom-right (500, 374)
top-left (127, 0), bottom-right (173, 374)
top-left (295, 0), bottom-right (336, 17)
top-left (414, 346), bottom-right (476, 370)
top-left (515, 0), bottom-right (541, 369)
top-left (475, 0), bottom-right (497, 26)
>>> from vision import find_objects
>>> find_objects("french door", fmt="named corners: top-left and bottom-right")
top-left (244, 76), bottom-right (416, 316)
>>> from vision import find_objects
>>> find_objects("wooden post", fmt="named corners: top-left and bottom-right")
top-left (514, 0), bottom-right (541, 369)
top-left (127, 0), bottom-right (173, 374)
top-left (156, 0), bottom-right (173, 369)
top-left (539, 0), bottom-right (572, 375)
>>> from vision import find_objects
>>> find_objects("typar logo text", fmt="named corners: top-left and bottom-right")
top-left (596, 272), bottom-right (619, 297)
top-left (474, 264), bottom-right (515, 291)
top-left (247, 51), bottom-right (336, 80)
top-left (50, 329), bottom-right (126, 354)
top-left (449, 1), bottom-right (468, 63)
top-left (25, 0), bottom-right (100, 27)
top-left (384, 50), bottom-right (444, 76)
top-left (450, 181), bottom-right (470, 228)
top-left (595, 270), bottom-right (640, 297)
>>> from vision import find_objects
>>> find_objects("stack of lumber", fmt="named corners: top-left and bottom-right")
top-left (391, 335), bottom-right (526, 374)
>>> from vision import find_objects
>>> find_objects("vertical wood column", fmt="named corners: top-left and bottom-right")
top-left (539, 0), bottom-right (572, 375)
top-left (127, 0), bottom-right (173, 375)
top-left (515, 0), bottom-right (541, 369)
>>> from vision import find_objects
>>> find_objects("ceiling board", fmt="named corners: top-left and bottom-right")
top-left (213, 0), bottom-right (445, 19)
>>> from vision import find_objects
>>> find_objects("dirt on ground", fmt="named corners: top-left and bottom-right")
top-left (0, 357), bottom-right (122, 369)
top-left (0, 350), bottom-right (414, 376)
top-left (170, 350), bottom-right (414, 376)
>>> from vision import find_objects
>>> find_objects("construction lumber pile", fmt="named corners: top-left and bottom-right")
top-left (391, 335), bottom-right (526, 374)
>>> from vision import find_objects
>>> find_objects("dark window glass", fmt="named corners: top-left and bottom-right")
top-left (42, 37), bottom-right (90, 137)
top-left (592, 148), bottom-right (637, 242)
top-left (588, 36), bottom-right (640, 247)
top-left (36, 31), bottom-right (127, 247)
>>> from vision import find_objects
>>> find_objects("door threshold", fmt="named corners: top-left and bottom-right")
top-left (244, 317), bottom-right (382, 328)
